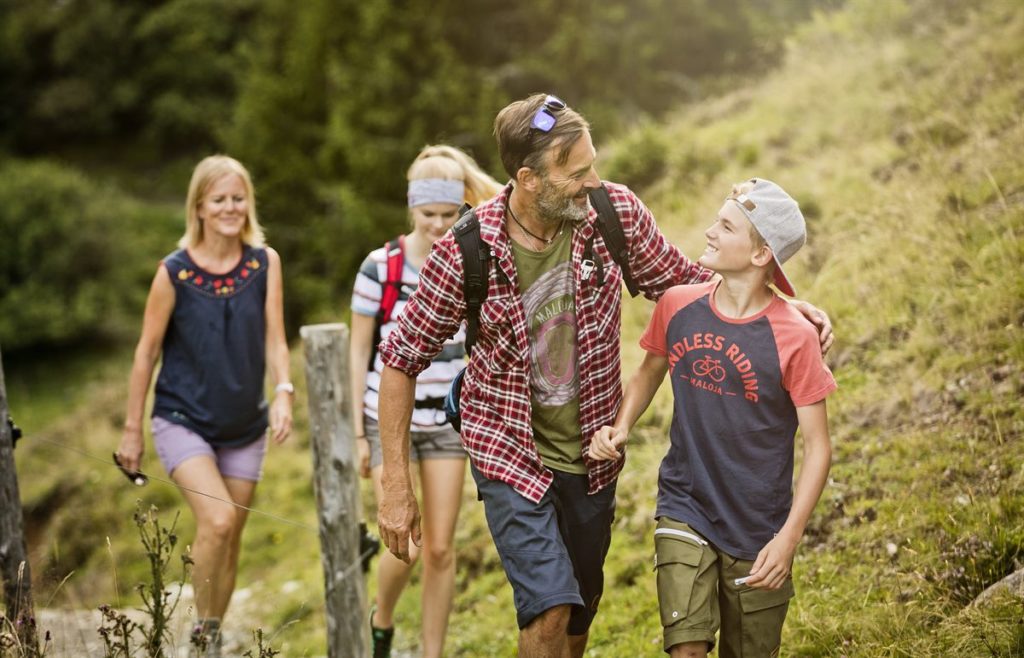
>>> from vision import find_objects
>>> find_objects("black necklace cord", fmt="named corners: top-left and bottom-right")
top-left (507, 203), bottom-right (564, 246)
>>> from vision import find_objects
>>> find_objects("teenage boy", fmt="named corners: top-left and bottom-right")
top-left (590, 178), bottom-right (836, 658)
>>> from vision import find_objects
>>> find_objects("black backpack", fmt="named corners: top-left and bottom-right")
top-left (443, 184), bottom-right (639, 430)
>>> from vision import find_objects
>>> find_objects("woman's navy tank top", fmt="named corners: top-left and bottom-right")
top-left (153, 246), bottom-right (269, 446)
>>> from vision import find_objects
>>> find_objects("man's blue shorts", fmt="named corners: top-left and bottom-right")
top-left (470, 463), bottom-right (616, 635)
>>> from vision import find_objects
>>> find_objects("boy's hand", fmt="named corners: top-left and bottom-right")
top-left (745, 532), bottom-right (799, 590)
top-left (588, 426), bottom-right (627, 461)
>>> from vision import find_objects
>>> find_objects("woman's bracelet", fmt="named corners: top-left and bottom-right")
top-left (355, 434), bottom-right (366, 440)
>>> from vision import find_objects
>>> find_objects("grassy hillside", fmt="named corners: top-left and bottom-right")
top-left (597, 0), bottom-right (1024, 655)
top-left (6, 0), bottom-right (1023, 655)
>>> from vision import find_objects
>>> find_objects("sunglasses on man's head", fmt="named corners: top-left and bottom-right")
top-left (531, 95), bottom-right (567, 132)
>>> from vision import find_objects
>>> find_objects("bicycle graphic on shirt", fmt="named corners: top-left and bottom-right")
top-left (691, 355), bottom-right (726, 382)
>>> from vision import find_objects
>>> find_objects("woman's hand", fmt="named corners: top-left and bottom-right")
top-left (269, 392), bottom-right (293, 444)
top-left (356, 437), bottom-right (371, 478)
top-left (117, 427), bottom-right (145, 473)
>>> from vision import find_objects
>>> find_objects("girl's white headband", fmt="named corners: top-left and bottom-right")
top-left (408, 178), bottom-right (464, 208)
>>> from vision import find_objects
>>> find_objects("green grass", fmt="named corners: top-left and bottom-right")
top-left (6, 0), bottom-right (1024, 655)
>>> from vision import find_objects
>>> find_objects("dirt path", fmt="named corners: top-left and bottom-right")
top-left (35, 584), bottom-right (286, 657)
top-left (34, 583), bottom-right (419, 657)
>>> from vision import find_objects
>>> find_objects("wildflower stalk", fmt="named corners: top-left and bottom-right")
top-left (133, 503), bottom-right (190, 658)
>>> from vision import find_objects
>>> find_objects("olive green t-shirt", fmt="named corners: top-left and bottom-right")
top-left (510, 228), bottom-right (585, 474)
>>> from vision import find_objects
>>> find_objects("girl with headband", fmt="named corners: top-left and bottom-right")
top-left (348, 145), bottom-right (502, 658)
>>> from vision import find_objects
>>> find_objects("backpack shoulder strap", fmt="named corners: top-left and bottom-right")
top-left (369, 237), bottom-right (405, 371)
top-left (451, 206), bottom-right (489, 355)
top-left (378, 236), bottom-right (405, 324)
top-left (588, 185), bottom-right (640, 297)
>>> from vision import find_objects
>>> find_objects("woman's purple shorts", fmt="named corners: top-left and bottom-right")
top-left (151, 416), bottom-right (268, 482)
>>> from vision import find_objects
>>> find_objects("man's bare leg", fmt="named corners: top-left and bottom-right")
top-left (519, 605), bottom-right (571, 658)
top-left (568, 632), bottom-right (588, 658)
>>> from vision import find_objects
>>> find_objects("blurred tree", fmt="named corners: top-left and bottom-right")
top-left (0, 0), bottom-right (841, 350)
top-left (0, 160), bottom-right (178, 351)
top-left (229, 0), bottom-right (503, 326)
top-left (226, 0), bottom-right (334, 330)
top-left (0, 0), bottom-right (257, 157)
top-left (6, 0), bottom-right (153, 148)
top-left (132, 0), bottom-right (260, 151)
top-left (442, 0), bottom-right (835, 132)
top-left (316, 0), bottom-right (502, 308)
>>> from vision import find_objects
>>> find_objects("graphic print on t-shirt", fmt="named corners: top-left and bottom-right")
top-left (665, 331), bottom-right (762, 403)
top-left (522, 261), bottom-right (578, 406)
top-left (640, 282), bottom-right (836, 560)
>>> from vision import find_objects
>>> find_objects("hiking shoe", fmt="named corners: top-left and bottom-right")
top-left (205, 630), bottom-right (223, 658)
top-left (369, 605), bottom-right (394, 658)
top-left (190, 620), bottom-right (222, 658)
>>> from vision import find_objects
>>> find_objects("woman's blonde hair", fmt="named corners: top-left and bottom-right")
top-left (407, 144), bottom-right (503, 207)
top-left (179, 155), bottom-right (266, 249)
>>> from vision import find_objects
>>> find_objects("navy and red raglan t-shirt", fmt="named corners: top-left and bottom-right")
top-left (640, 281), bottom-right (836, 560)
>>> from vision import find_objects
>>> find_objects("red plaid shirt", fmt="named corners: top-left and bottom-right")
top-left (380, 182), bottom-right (711, 502)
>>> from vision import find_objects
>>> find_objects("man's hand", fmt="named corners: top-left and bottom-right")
top-left (789, 300), bottom-right (834, 355)
top-left (377, 476), bottom-right (422, 563)
top-left (744, 532), bottom-right (798, 590)
top-left (588, 425), bottom-right (627, 461)
top-left (376, 366), bottom-right (420, 561)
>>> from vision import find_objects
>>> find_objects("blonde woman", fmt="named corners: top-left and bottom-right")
top-left (349, 145), bottom-right (501, 658)
top-left (116, 155), bottom-right (292, 658)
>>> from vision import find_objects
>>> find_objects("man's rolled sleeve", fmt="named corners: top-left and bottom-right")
top-left (379, 235), bottom-right (466, 377)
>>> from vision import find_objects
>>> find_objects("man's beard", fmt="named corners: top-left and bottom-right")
top-left (535, 176), bottom-right (588, 225)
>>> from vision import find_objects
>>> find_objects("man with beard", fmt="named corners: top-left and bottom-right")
top-left (374, 94), bottom-right (832, 657)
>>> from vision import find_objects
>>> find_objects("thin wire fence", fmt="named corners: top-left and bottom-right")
top-left (33, 435), bottom-right (320, 533)
top-left (24, 433), bottom-right (377, 644)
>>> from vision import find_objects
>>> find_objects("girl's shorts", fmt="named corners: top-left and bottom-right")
top-left (363, 416), bottom-right (465, 469)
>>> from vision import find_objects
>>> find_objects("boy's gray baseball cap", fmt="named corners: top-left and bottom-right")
top-left (728, 178), bottom-right (806, 296)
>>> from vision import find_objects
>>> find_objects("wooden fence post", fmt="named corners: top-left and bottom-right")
top-left (0, 345), bottom-right (40, 656)
top-left (300, 323), bottom-right (366, 658)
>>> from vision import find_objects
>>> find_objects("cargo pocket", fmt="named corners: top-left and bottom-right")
top-left (738, 579), bottom-right (794, 614)
top-left (654, 533), bottom-right (706, 627)
top-left (738, 579), bottom-right (794, 653)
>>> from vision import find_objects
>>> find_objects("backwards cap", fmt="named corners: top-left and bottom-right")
top-left (727, 178), bottom-right (806, 296)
